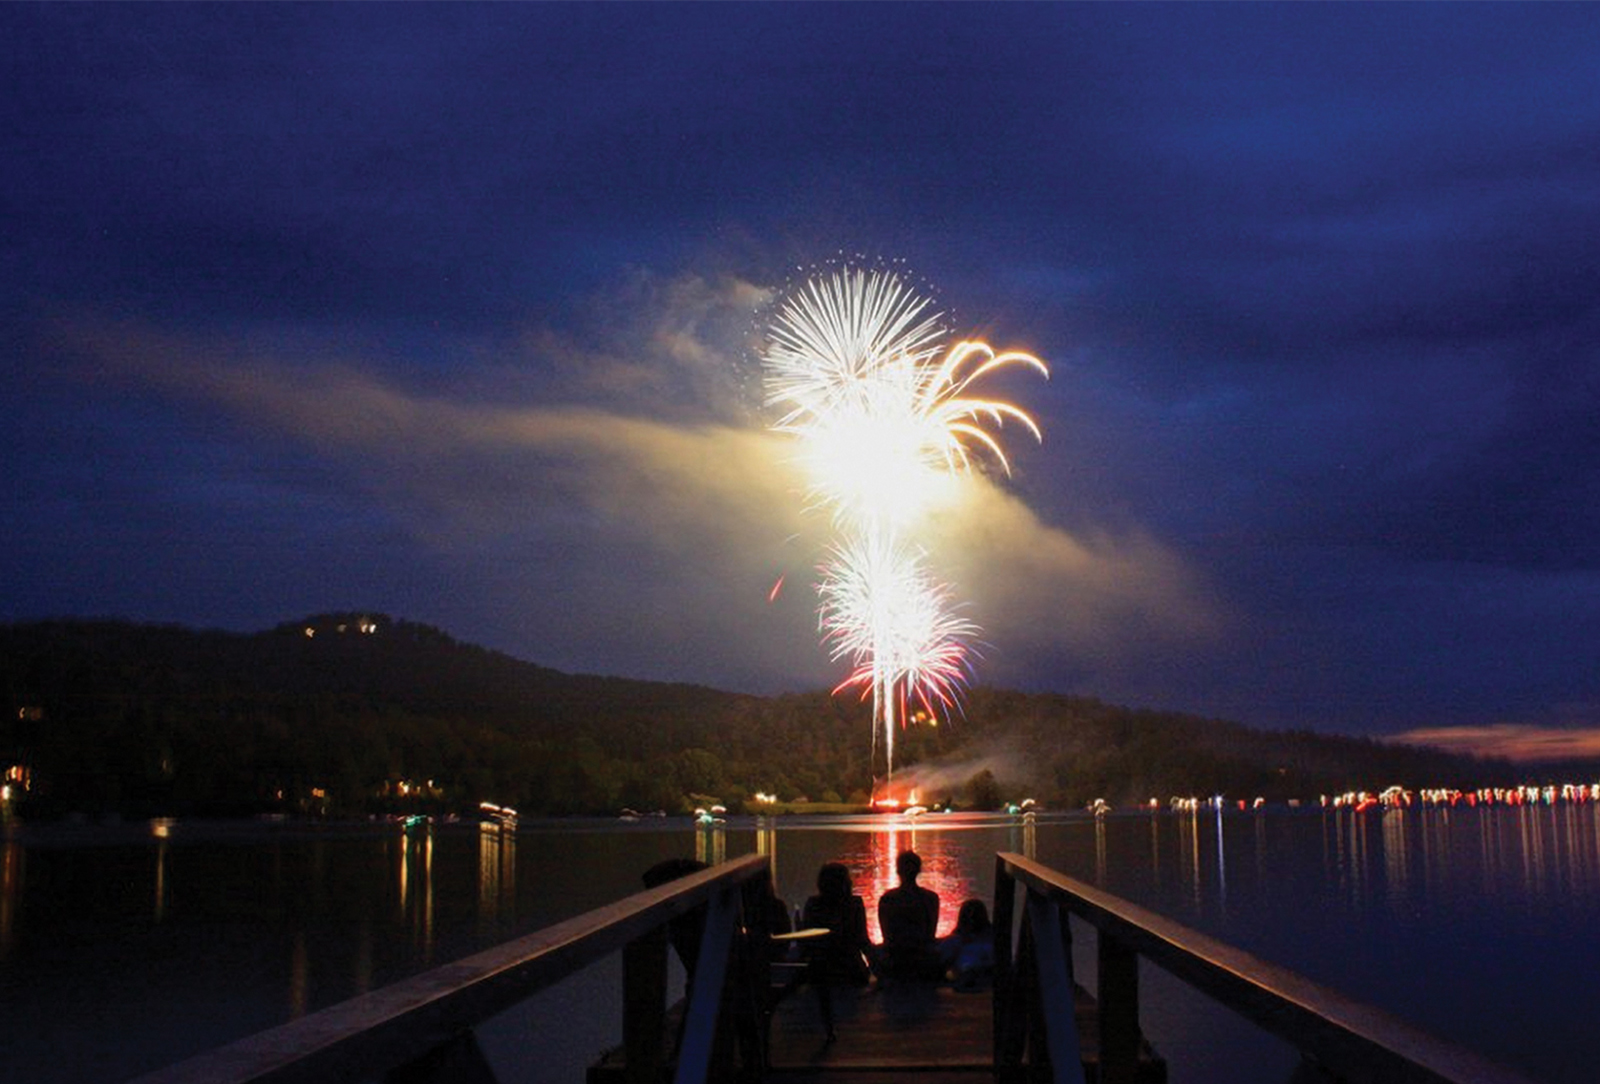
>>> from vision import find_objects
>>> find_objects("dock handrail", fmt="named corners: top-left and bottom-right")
top-left (994, 850), bottom-right (1537, 1084)
top-left (124, 852), bottom-right (772, 1084)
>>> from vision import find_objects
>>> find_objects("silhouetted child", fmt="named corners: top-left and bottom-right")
top-left (938, 897), bottom-right (995, 990)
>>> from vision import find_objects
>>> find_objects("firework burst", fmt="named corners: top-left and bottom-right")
top-left (818, 534), bottom-right (979, 771)
top-left (763, 266), bottom-right (1045, 782)
top-left (768, 270), bottom-right (1047, 528)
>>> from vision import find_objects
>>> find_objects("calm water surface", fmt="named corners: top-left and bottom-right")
top-left (2, 806), bottom-right (1595, 1083)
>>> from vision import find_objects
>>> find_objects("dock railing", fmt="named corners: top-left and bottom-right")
top-left (124, 852), bottom-right (772, 1084)
top-left (993, 851), bottom-right (1538, 1084)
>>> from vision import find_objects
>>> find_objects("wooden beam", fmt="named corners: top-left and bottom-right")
top-left (125, 855), bottom-right (770, 1084)
top-left (998, 853), bottom-right (1535, 1084)
top-left (991, 859), bottom-right (1020, 1068)
top-left (1097, 933), bottom-right (1140, 1084)
top-left (622, 927), bottom-right (669, 1084)
top-left (1025, 892), bottom-right (1087, 1084)
top-left (673, 884), bottom-right (738, 1084)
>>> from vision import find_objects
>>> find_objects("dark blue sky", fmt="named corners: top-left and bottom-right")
top-left (6, 3), bottom-right (1600, 757)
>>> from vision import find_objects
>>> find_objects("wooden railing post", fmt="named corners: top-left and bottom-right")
top-left (1097, 932), bottom-right (1140, 1084)
top-left (673, 884), bottom-right (738, 1084)
top-left (622, 925), bottom-right (669, 1084)
top-left (995, 851), bottom-right (1538, 1084)
top-left (121, 855), bottom-right (772, 1084)
top-left (992, 857), bottom-right (1021, 1072)
top-left (1025, 891), bottom-right (1087, 1084)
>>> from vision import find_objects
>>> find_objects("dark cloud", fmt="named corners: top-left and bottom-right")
top-left (5, 3), bottom-right (1600, 742)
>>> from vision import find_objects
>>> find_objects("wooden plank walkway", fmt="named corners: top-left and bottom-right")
top-left (590, 980), bottom-right (1166, 1083)
top-left (766, 981), bottom-right (1165, 1083)
top-left (767, 982), bottom-right (991, 1078)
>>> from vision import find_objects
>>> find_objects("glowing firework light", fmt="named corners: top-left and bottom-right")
top-left (767, 270), bottom-right (1048, 529)
top-left (817, 534), bottom-right (978, 773)
top-left (764, 266), bottom-right (1045, 782)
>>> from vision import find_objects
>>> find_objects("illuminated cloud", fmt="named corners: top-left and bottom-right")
top-left (1392, 724), bottom-right (1600, 763)
top-left (50, 277), bottom-right (1212, 693)
top-left (925, 476), bottom-right (1217, 668)
top-left (507, 270), bottom-right (771, 424)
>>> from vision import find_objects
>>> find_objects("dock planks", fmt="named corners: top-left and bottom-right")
top-left (589, 979), bottom-right (1165, 1083)
top-left (767, 982), bottom-right (990, 1074)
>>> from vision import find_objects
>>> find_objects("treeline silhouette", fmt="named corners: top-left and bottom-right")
top-left (0, 614), bottom-right (1520, 818)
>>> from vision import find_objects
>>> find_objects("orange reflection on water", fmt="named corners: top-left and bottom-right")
top-left (832, 822), bottom-right (976, 942)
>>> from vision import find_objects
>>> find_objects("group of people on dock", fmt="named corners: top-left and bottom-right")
top-left (644, 849), bottom-right (995, 1050)
top-left (796, 850), bottom-right (995, 992)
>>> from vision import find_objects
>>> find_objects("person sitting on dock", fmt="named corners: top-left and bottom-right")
top-left (746, 868), bottom-right (794, 1009)
top-left (801, 862), bottom-right (872, 986)
top-left (938, 898), bottom-right (995, 991)
top-left (876, 850), bottom-right (943, 981)
top-left (800, 862), bottom-right (872, 1042)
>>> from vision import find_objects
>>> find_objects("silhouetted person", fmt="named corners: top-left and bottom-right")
top-left (938, 897), bottom-right (995, 990)
top-left (876, 850), bottom-right (942, 980)
top-left (745, 869), bottom-right (792, 1006)
top-left (800, 862), bottom-right (871, 1040)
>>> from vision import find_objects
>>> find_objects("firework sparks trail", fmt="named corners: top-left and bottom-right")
top-left (767, 270), bottom-right (1049, 530)
top-left (763, 267), bottom-right (1046, 782)
top-left (817, 533), bottom-right (979, 773)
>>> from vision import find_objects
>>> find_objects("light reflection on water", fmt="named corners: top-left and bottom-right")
top-left (476, 823), bottom-right (516, 933)
top-left (0, 836), bottom-right (19, 956)
top-left (765, 817), bottom-right (979, 940)
top-left (1, 807), bottom-right (1598, 1084)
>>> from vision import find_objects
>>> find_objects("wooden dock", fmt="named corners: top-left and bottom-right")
top-left (767, 981), bottom-right (993, 1080)
top-left (766, 980), bottom-right (1165, 1084)
top-left (589, 978), bottom-right (1166, 1083)
top-left (125, 852), bottom-right (1540, 1084)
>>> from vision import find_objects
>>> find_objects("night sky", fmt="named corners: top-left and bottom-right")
top-left (6, 4), bottom-right (1600, 759)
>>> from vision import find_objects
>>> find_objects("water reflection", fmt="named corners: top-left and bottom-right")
top-left (1213, 806), bottom-right (1227, 909)
top-left (1311, 802), bottom-right (1600, 919)
top-left (1382, 808), bottom-right (1409, 909)
top-left (1252, 813), bottom-right (1266, 885)
top-left (695, 821), bottom-right (726, 867)
top-left (1179, 808), bottom-right (1201, 907)
top-left (1147, 813), bottom-right (1160, 890)
top-left (7, 811), bottom-right (1600, 1084)
top-left (753, 817), bottom-right (981, 941)
top-left (756, 817), bottom-right (779, 881)
top-left (477, 823), bottom-right (516, 930)
top-left (394, 829), bottom-right (435, 960)
top-left (289, 931), bottom-right (309, 1019)
top-left (0, 836), bottom-right (19, 958)
top-left (153, 837), bottom-right (169, 922)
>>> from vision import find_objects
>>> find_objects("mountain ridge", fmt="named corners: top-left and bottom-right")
top-left (0, 613), bottom-right (1523, 818)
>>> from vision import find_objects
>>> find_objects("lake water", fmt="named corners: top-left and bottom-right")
top-left (2, 805), bottom-right (1595, 1083)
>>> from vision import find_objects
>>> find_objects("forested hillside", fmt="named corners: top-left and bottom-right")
top-left (0, 615), bottom-right (1518, 818)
